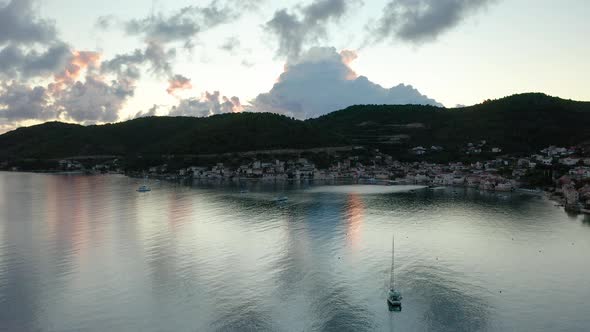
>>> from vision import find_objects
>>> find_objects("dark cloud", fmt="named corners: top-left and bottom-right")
top-left (169, 91), bottom-right (242, 117)
top-left (1, 63), bottom-right (136, 124)
top-left (370, 0), bottom-right (497, 43)
top-left (55, 74), bottom-right (135, 123)
top-left (0, 0), bottom-right (57, 46)
top-left (100, 49), bottom-right (145, 80)
top-left (101, 41), bottom-right (176, 80)
top-left (265, 0), bottom-right (358, 59)
top-left (124, 2), bottom-right (234, 48)
top-left (0, 0), bottom-right (70, 80)
top-left (0, 43), bottom-right (70, 79)
top-left (0, 81), bottom-right (55, 120)
top-left (250, 47), bottom-right (441, 119)
top-left (143, 41), bottom-right (176, 76)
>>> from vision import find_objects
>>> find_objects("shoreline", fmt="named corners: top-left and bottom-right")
top-left (2, 170), bottom-right (588, 215)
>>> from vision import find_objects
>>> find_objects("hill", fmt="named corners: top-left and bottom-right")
top-left (1, 93), bottom-right (590, 164)
top-left (309, 93), bottom-right (590, 160)
top-left (0, 112), bottom-right (345, 161)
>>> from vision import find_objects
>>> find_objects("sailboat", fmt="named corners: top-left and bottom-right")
top-left (387, 236), bottom-right (402, 307)
top-left (137, 176), bottom-right (151, 192)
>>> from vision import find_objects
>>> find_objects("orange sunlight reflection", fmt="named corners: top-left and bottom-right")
top-left (345, 193), bottom-right (364, 249)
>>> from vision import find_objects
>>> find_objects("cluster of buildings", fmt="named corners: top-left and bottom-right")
top-left (158, 144), bottom-right (589, 214)
top-left (410, 140), bottom-right (503, 156)
top-left (8, 141), bottom-right (590, 214)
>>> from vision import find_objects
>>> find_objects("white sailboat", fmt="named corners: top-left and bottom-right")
top-left (137, 176), bottom-right (151, 192)
top-left (387, 236), bottom-right (402, 307)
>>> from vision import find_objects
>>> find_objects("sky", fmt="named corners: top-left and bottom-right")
top-left (0, 0), bottom-right (589, 133)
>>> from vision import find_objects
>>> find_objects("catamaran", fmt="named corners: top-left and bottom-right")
top-left (387, 236), bottom-right (402, 307)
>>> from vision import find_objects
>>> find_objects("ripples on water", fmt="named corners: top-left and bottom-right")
top-left (1, 173), bottom-right (589, 331)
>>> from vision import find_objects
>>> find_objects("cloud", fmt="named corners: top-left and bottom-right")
top-left (51, 50), bottom-right (101, 92)
top-left (220, 36), bottom-right (240, 54)
top-left (265, 0), bottom-right (358, 60)
top-left (250, 46), bottom-right (441, 119)
top-left (132, 104), bottom-right (159, 119)
top-left (0, 43), bottom-right (70, 79)
top-left (95, 15), bottom-right (118, 30)
top-left (124, 2), bottom-right (234, 48)
top-left (100, 49), bottom-right (145, 80)
top-left (0, 81), bottom-right (55, 120)
top-left (0, 0), bottom-right (57, 46)
top-left (0, 0), bottom-right (132, 125)
top-left (370, 0), bottom-right (497, 44)
top-left (1, 55), bottom-right (136, 124)
top-left (169, 91), bottom-right (242, 117)
top-left (101, 41), bottom-right (176, 80)
top-left (54, 74), bottom-right (134, 123)
top-left (223, 96), bottom-right (243, 113)
top-left (166, 74), bottom-right (192, 96)
top-left (143, 41), bottom-right (176, 76)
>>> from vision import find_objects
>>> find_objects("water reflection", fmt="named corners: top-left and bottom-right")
top-left (404, 266), bottom-right (490, 332)
top-left (345, 193), bottom-right (364, 249)
top-left (0, 174), bottom-right (40, 331)
top-left (1, 173), bottom-right (590, 331)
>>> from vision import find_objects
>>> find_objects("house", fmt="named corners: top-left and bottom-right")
top-left (569, 167), bottom-right (590, 179)
top-left (559, 157), bottom-right (581, 166)
top-left (415, 174), bottom-right (431, 184)
top-left (466, 176), bottom-right (481, 187)
top-left (578, 185), bottom-right (590, 201)
top-left (433, 174), bottom-right (454, 186)
top-left (563, 184), bottom-right (580, 208)
top-left (411, 146), bottom-right (427, 155)
top-left (452, 176), bottom-right (465, 185)
top-left (466, 147), bottom-right (482, 154)
top-left (496, 182), bottom-right (514, 192)
top-left (540, 157), bottom-right (553, 166)
top-left (542, 146), bottom-right (568, 156)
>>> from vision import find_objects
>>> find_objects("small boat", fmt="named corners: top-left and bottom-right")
top-left (240, 189), bottom-right (249, 194)
top-left (137, 176), bottom-right (151, 192)
top-left (387, 236), bottom-right (402, 307)
top-left (274, 196), bottom-right (288, 202)
top-left (137, 184), bottom-right (151, 192)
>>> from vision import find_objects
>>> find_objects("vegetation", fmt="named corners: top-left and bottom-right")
top-left (0, 112), bottom-right (345, 161)
top-left (311, 93), bottom-right (590, 157)
top-left (1, 93), bottom-right (590, 163)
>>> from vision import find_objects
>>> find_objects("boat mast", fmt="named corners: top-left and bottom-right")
top-left (390, 235), bottom-right (395, 289)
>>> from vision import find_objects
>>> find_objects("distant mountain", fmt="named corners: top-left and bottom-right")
top-left (1, 93), bottom-right (590, 162)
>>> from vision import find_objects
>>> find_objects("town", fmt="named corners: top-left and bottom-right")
top-left (5, 142), bottom-right (590, 215)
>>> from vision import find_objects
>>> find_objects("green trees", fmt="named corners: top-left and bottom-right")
top-left (1, 93), bottom-right (589, 163)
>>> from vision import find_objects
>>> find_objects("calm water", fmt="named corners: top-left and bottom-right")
top-left (1, 172), bottom-right (589, 332)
